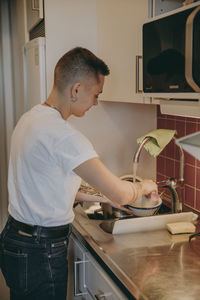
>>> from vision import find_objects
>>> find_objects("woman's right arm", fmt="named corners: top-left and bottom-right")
top-left (73, 157), bottom-right (157, 206)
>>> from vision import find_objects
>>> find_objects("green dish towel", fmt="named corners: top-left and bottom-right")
top-left (137, 129), bottom-right (177, 158)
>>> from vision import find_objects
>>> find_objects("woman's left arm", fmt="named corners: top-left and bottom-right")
top-left (75, 191), bottom-right (133, 213)
top-left (75, 191), bottom-right (108, 203)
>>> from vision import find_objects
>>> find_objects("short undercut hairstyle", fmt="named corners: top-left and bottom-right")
top-left (54, 47), bottom-right (110, 93)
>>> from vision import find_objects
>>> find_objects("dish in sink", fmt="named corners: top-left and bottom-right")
top-left (126, 195), bottom-right (162, 216)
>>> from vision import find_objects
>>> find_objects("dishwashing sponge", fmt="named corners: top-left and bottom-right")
top-left (166, 222), bottom-right (196, 235)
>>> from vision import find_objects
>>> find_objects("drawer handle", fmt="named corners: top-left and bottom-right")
top-left (136, 55), bottom-right (142, 93)
top-left (95, 292), bottom-right (112, 299)
top-left (74, 260), bottom-right (88, 296)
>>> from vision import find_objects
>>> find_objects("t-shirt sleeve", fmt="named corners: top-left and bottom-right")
top-left (54, 132), bottom-right (98, 173)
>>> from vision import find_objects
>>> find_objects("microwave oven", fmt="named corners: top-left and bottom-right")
top-left (143, 3), bottom-right (200, 99)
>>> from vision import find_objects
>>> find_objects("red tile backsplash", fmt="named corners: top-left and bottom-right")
top-left (156, 106), bottom-right (200, 212)
top-left (175, 120), bottom-right (185, 138)
top-left (157, 156), bottom-right (165, 174)
top-left (165, 158), bottom-right (175, 178)
top-left (174, 161), bottom-right (180, 180)
top-left (185, 185), bottom-right (195, 207)
top-left (196, 190), bottom-right (200, 210)
top-left (196, 168), bottom-right (200, 190)
top-left (165, 140), bottom-right (175, 159)
top-left (184, 150), bottom-right (195, 166)
top-left (184, 164), bottom-right (196, 187)
top-left (197, 158), bottom-right (200, 168)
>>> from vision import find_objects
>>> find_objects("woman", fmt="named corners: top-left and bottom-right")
top-left (0, 47), bottom-right (157, 300)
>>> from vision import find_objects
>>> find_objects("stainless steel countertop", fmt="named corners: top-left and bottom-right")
top-left (72, 205), bottom-right (200, 300)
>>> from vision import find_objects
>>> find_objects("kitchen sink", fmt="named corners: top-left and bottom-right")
top-left (157, 202), bottom-right (171, 214)
top-left (82, 202), bottom-right (198, 235)
top-left (79, 184), bottom-right (197, 235)
top-left (86, 202), bottom-right (171, 221)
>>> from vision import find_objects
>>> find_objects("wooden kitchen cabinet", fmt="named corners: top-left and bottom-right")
top-left (97, 0), bottom-right (148, 103)
top-left (44, 0), bottom-right (149, 104)
top-left (153, 0), bottom-right (185, 17)
top-left (26, 0), bottom-right (44, 32)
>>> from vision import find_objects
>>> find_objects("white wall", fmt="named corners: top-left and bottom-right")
top-left (45, 0), bottom-right (98, 91)
top-left (69, 101), bottom-right (157, 179)
top-left (0, 0), bottom-right (28, 230)
top-left (0, 0), bottom-right (15, 229)
top-left (45, 0), bottom-right (157, 180)
top-left (11, 0), bottom-right (28, 122)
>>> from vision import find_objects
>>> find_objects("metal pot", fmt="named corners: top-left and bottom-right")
top-left (101, 203), bottom-right (129, 219)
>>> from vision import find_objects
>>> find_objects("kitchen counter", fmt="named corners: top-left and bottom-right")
top-left (72, 204), bottom-right (200, 300)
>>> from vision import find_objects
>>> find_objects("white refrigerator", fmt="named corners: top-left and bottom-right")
top-left (23, 37), bottom-right (46, 112)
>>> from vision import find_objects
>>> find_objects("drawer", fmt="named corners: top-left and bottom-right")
top-left (85, 252), bottom-right (128, 300)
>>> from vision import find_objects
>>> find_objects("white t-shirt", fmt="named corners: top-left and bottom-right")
top-left (8, 104), bottom-right (98, 226)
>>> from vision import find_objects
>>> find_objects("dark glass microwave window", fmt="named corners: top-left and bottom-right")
top-left (143, 7), bottom-right (195, 93)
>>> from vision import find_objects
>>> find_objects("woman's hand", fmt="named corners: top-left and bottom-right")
top-left (127, 179), bottom-right (158, 205)
top-left (149, 190), bottom-right (159, 201)
top-left (140, 179), bottom-right (158, 196)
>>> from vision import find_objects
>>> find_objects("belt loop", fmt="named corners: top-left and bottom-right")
top-left (36, 226), bottom-right (42, 242)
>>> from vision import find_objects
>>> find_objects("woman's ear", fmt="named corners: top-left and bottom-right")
top-left (71, 83), bottom-right (80, 98)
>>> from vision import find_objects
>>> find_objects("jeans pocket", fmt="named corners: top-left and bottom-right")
top-left (50, 237), bottom-right (69, 258)
top-left (2, 248), bottom-right (28, 293)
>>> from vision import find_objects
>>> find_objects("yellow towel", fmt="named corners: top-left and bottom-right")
top-left (137, 129), bottom-right (176, 158)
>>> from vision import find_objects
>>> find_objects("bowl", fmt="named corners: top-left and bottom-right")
top-left (127, 195), bottom-right (162, 217)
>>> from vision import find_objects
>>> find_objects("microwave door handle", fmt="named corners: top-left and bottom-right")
top-left (185, 6), bottom-right (200, 92)
top-left (136, 55), bottom-right (143, 93)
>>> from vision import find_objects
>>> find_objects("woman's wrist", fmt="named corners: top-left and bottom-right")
top-left (127, 182), bottom-right (143, 203)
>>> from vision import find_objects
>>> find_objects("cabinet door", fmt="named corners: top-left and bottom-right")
top-left (85, 294), bottom-right (94, 300)
top-left (85, 252), bottom-right (128, 300)
top-left (67, 235), bottom-right (88, 300)
top-left (98, 0), bottom-right (148, 103)
top-left (26, 0), bottom-right (44, 32)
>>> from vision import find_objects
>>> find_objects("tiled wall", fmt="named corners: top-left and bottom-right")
top-left (157, 106), bottom-right (200, 212)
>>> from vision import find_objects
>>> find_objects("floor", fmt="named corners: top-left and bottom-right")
top-left (0, 270), bottom-right (9, 300)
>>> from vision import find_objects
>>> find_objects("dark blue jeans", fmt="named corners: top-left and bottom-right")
top-left (0, 217), bottom-right (71, 300)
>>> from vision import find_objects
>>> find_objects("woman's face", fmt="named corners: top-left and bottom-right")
top-left (71, 74), bottom-right (105, 117)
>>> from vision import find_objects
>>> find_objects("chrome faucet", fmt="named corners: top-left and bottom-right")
top-left (158, 178), bottom-right (182, 213)
top-left (133, 137), bottom-right (150, 163)
top-left (133, 137), bottom-right (184, 213)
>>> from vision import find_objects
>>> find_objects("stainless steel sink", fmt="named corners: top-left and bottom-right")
top-left (86, 202), bottom-right (171, 221)
top-left (81, 202), bottom-right (198, 235)
top-left (157, 202), bottom-right (171, 214)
